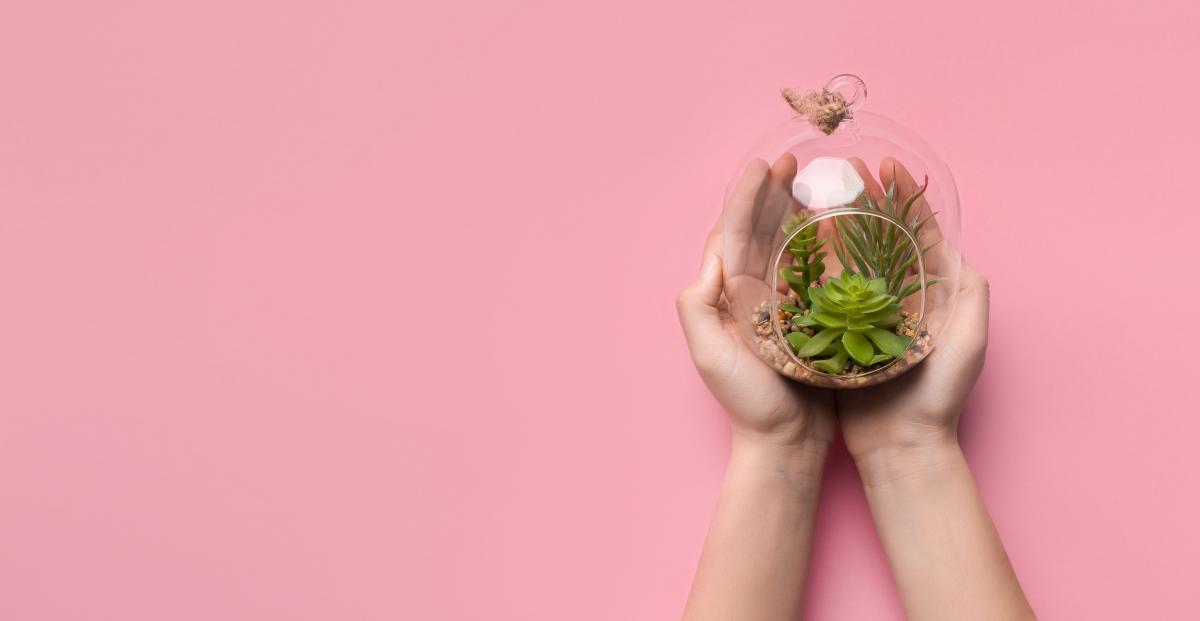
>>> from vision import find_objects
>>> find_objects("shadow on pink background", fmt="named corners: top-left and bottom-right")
top-left (2, 0), bottom-right (1199, 618)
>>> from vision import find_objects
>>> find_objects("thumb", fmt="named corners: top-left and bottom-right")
top-left (676, 252), bottom-right (725, 352)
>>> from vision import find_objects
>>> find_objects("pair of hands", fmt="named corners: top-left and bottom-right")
top-left (677, 154), bottom-right (990, 476)
top-left (677, 161), bottom-right (1034, 621)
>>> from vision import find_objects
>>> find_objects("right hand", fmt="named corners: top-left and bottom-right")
top-left (836, 158), bottom-right (990, 476)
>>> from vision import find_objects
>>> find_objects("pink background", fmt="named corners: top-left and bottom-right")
top-left (2, 0), bottom-right (1199, 618)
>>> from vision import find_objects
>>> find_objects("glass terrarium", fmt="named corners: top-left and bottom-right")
top-left (723, 74), bottom-right (962, 389)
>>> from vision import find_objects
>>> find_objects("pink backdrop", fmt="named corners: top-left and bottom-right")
top-left (2, 0), bottom-right (1199, 618)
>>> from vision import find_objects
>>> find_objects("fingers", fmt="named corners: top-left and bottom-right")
top-left (728, 159), bottom-right (770, 219)
top-left (770, 152), bottom-right (798, 185)
top-left (677, 252), bottom-right (726, 361)
top-left (723, 159), bottom-right (770, 279)
top-left (763, 153), bottom-right (801, 284)
top-left (701, 214), bottom-right (721, 269)
top-left (943, 261), bottom-right (989, 358)
top-left (879, 157), bottom-right (957, 284)
top-left (848, 157), bottom-right (886, 206)
top-left (724, 154), bottom-right (799, 282)
top-left (879, 157), bottom-right (944, 246)
top-left (764, 153), bottom-right (799, 258)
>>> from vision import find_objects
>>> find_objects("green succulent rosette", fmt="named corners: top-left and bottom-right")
top-left (785, 272), bottom-right (911, 373)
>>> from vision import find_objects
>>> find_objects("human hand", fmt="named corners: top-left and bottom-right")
top-left (679, 157), bottom-right (837, 621)
top-left (677, 155), bottom-right (835, 453)
top-left (827, 164), bottom-right (1032, 618)
top-left (836, 157), bottom-right (989, 482)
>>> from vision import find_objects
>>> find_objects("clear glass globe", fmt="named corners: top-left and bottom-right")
top-left (722, 75), bottom-right (962, 389)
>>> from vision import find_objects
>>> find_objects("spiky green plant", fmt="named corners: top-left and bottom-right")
top-left (784, 272), bottom-right (911, 372)
top-left (778, 212), bottom-right (826, 306)
top-left (834, 176), bottom-right (937, 301)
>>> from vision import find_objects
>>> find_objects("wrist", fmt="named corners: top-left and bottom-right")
top-left (728, 432), bottom-right (830, 490)
top-left (852, 438), bottom-right (963, 489)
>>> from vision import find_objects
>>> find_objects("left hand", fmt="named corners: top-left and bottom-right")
top-left (676, 156), bottom-right (835, 449)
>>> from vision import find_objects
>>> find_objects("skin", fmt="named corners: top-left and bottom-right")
top-left (676, 158), bottom-right (834, 621)
top-left (677, 155), bottom-right (1035, 620)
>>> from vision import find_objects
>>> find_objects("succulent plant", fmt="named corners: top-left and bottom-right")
top-left (785, 272), bottom-right (911, 372)
top-left (779, 212), bottom-right (826, 307)
top-left (834, 176), bottom-right (937, 300)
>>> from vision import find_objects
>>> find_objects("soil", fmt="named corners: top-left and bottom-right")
top-left (752, 292), bottom-right (931, 389)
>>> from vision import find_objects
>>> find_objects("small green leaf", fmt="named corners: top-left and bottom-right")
top-left (825, 278), bottom-right (849, 297)
top-left (842, 227), bottom-right (871, 261)
top-left (842, 331), bottom-right (874, 366)
top-left (779, 266), bottom-right (803, 284)
top-left (793, 314), bottom-right (819, 327)
top-left (856, 293), bottom-right (894, 313)
top-left (871, 314), bottom-right (902, 329)
top-left (780, 303), bottom-right (804, 314)
top-left (911, 212), bottom-right (935, 234)
top-left (812, 343), bottom-right (849, 374)
top-left (865, 328), bottom-right (910, 357)
top-left (833, 243), bottom-right (854, 277)
top-left (845, 315), bottom-right (876, 331)
top-left (822, 288), bottom-right (850, 306)
top-left (898, 281), bottom-right (922, 300)
top-left (868, 353), bottom-right (893, 365)
top-left (859, 307), bottom-right (902, 326)
top-left (797, 327), bottom-right (844, 357)
top-left (811, 312), bottom-right (844, 328)
top-left (876, 314), bottom-right (903, 329)
top-left (899, 179), bottom-right (928, 222)
top-left (785, 331), bottom-right (811, 352)
top-left (811, 358), bottom-right (841, 373)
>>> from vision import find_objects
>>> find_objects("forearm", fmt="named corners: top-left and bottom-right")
top-left (683, 435), bottom-right (828, 621)
top-left (857, 442), bottom-right (1034, 621)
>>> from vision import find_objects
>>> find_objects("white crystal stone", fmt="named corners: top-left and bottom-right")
top-left (791, 157), bottom-right (865, 209)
